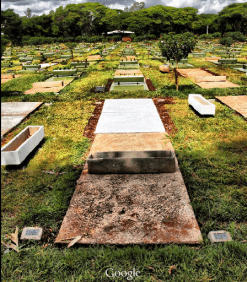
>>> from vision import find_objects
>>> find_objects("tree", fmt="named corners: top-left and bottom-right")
top-left (219, 37), bottom-right (234, 57)
top-left (1, 34), bottom-right (10, 57)
top-left (1, 9), bottom-right (23, 46)
top-left (64, 42), bottom-right (77, 59)
top-left (159, 32), bottom-right (196, 91)
top-left (218, 3), bottom-right (247, 35)
top-left (24, 8), bottom-right (32, 18)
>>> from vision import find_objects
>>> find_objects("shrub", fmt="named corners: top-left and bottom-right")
top-left (219, 37), bottom-right (234, 47)
top-left (199, 34), bottom-right (213, 39)
top-left (211, 32), bottom-right (221, 38)
top-left (43, 37), bottom-right (56, 44)
top-left (75, 36), bottom-right (82, 42)
top-left (112, 35), bottom-right (122, 42)
top-left (225, 32), bottom-right (246, 42)
top-left (64, 37), bottom-right (74, 42)
top-left (28, 37), bottom-right (44, 45)
top-left (57, 37), bottom-right (64, 43)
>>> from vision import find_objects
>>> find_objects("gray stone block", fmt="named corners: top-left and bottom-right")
top-left (87, 150), bottom-right (176, 174)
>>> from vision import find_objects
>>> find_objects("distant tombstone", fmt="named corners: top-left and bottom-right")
top-left (95, 86), bottom-right (105, 92)
top-left (21, 227), bottom-right (43, 240)
top-left (208, 231), bottom-right (232, 243)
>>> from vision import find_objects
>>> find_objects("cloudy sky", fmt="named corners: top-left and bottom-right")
top-left (1, 0), bottom-right (246, 16)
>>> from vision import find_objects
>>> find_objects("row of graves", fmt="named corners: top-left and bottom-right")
top-left (2, 42), bottom-right (245, 245)
top-left (192, 41), bottom-right (247, 74)
top-left (1, 42), bottom-right (119, 94)
top-left (110, 45), bottom-right (149, 91)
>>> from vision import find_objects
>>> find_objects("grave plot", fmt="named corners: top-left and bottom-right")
top-left (23, 78), bottom-right (73, 94)
top-left (177, 68), bottom-right (240, 89)
top-left (87, 55), bottom-right (104, 61)
top-left (210, 58), bottom-right (246, 71)
top-left (205, 56), bottom-right (221, 62)
top-left (95, 99), bottom-right (166, 133)
top-left (55, 99), bottom-right (202, 245)
top-left (1, 102), bottom-right (43, 137)
top-left (110, 70), bottom-right (149, 91)
top-left (216, 96), bottom-right (247, 118)
top-left (1, 74), bottom-right (22, 84)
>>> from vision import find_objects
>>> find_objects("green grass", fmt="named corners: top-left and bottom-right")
top-left (1, 41), bottom-right (247, 282)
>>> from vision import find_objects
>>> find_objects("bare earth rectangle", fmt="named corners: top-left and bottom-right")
top-left (55, 159), bottom-right (202, 244)
top-left (216, 96), bottom-right (247, 117)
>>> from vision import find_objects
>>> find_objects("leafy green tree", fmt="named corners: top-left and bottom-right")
top-left (159, 32), bottom-right (196, 90)
top-left (1, 9), bottom-right (23, 45)
top-left (218, 3), bottom-right (247, 35)
top-left (24, 8), bottom-right (32, 18)
top-left (219, 37), bottom-right (234, 57)
top-left (64, 42), bottom-right (77, 59)
top-left (1, 34), bottom-right (10, 57)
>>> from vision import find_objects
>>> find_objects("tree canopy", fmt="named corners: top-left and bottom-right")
top-left (1, 2), bottom-right (246, 44)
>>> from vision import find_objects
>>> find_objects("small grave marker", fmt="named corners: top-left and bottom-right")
top-left (21, 227), bottom-right (43, 240)
top-left (208, 231), bottom-right (232, 243)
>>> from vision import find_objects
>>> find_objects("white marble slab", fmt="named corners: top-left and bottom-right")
top-left (95, 99), bottom-right (165, 133)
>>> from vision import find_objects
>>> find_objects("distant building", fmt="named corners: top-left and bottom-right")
top-left (106, 30), bottom-right (134, 41)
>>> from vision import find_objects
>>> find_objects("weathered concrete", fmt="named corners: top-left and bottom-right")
top-left (32, 81), bottom-right (64, 88)
top-left (1, 102), bottom-right (43, 137)
top-left (194, 76), bottom-right (226, 83)
top-left (89, 133), bottom-right (173, 155)
top-left (216, 95), bottom-right (247, 118)
top-left (87, 150), bottom-right (176, 174)
top-left (55, 157), bottom-right (203, 244)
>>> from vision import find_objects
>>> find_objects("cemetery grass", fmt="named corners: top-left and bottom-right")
top-left (1, 44), bottom-right (247, 281)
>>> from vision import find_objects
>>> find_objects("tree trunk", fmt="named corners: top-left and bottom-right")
top-left (174, 67), bottom-right (179, 91)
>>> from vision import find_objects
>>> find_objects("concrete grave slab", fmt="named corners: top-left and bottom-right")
top-left (1, 102), bottom-right (43, 136)
top-left (90, 133), bottom-right (173, 154)
top-left (1, 116), bottom-right (24, 137)
top-left (24, 79), bottom-right (72, 94)
top-left (55, 158), bottom-right (203, 244)
top-left (194, 76), bottom-right (226, 83)
top-left (196, 81), bottom-right (240, 89)
top-left (177, 69), bottom-right (240, 89)
top-left (216, 96), bottom-right (247, 118)
top-left (87, 150), bottom-right (176, 174)
top-left (96, 99), bottom-right (165, 133)
top-left (95, 112), bottom-right (165, 133)
top-left (102, 98), bottom-right (158, 113)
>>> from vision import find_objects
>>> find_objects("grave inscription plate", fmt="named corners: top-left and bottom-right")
top-left (21, 227), bottom-right (43, 240)
top-left (208, 231), bottom-right (232, 243)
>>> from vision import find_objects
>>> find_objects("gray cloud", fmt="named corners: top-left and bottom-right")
top-left (1, 0), bottom-right (246, 16)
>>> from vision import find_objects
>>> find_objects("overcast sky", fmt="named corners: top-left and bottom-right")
top-left (1, 0), bottom-right (246, 16)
